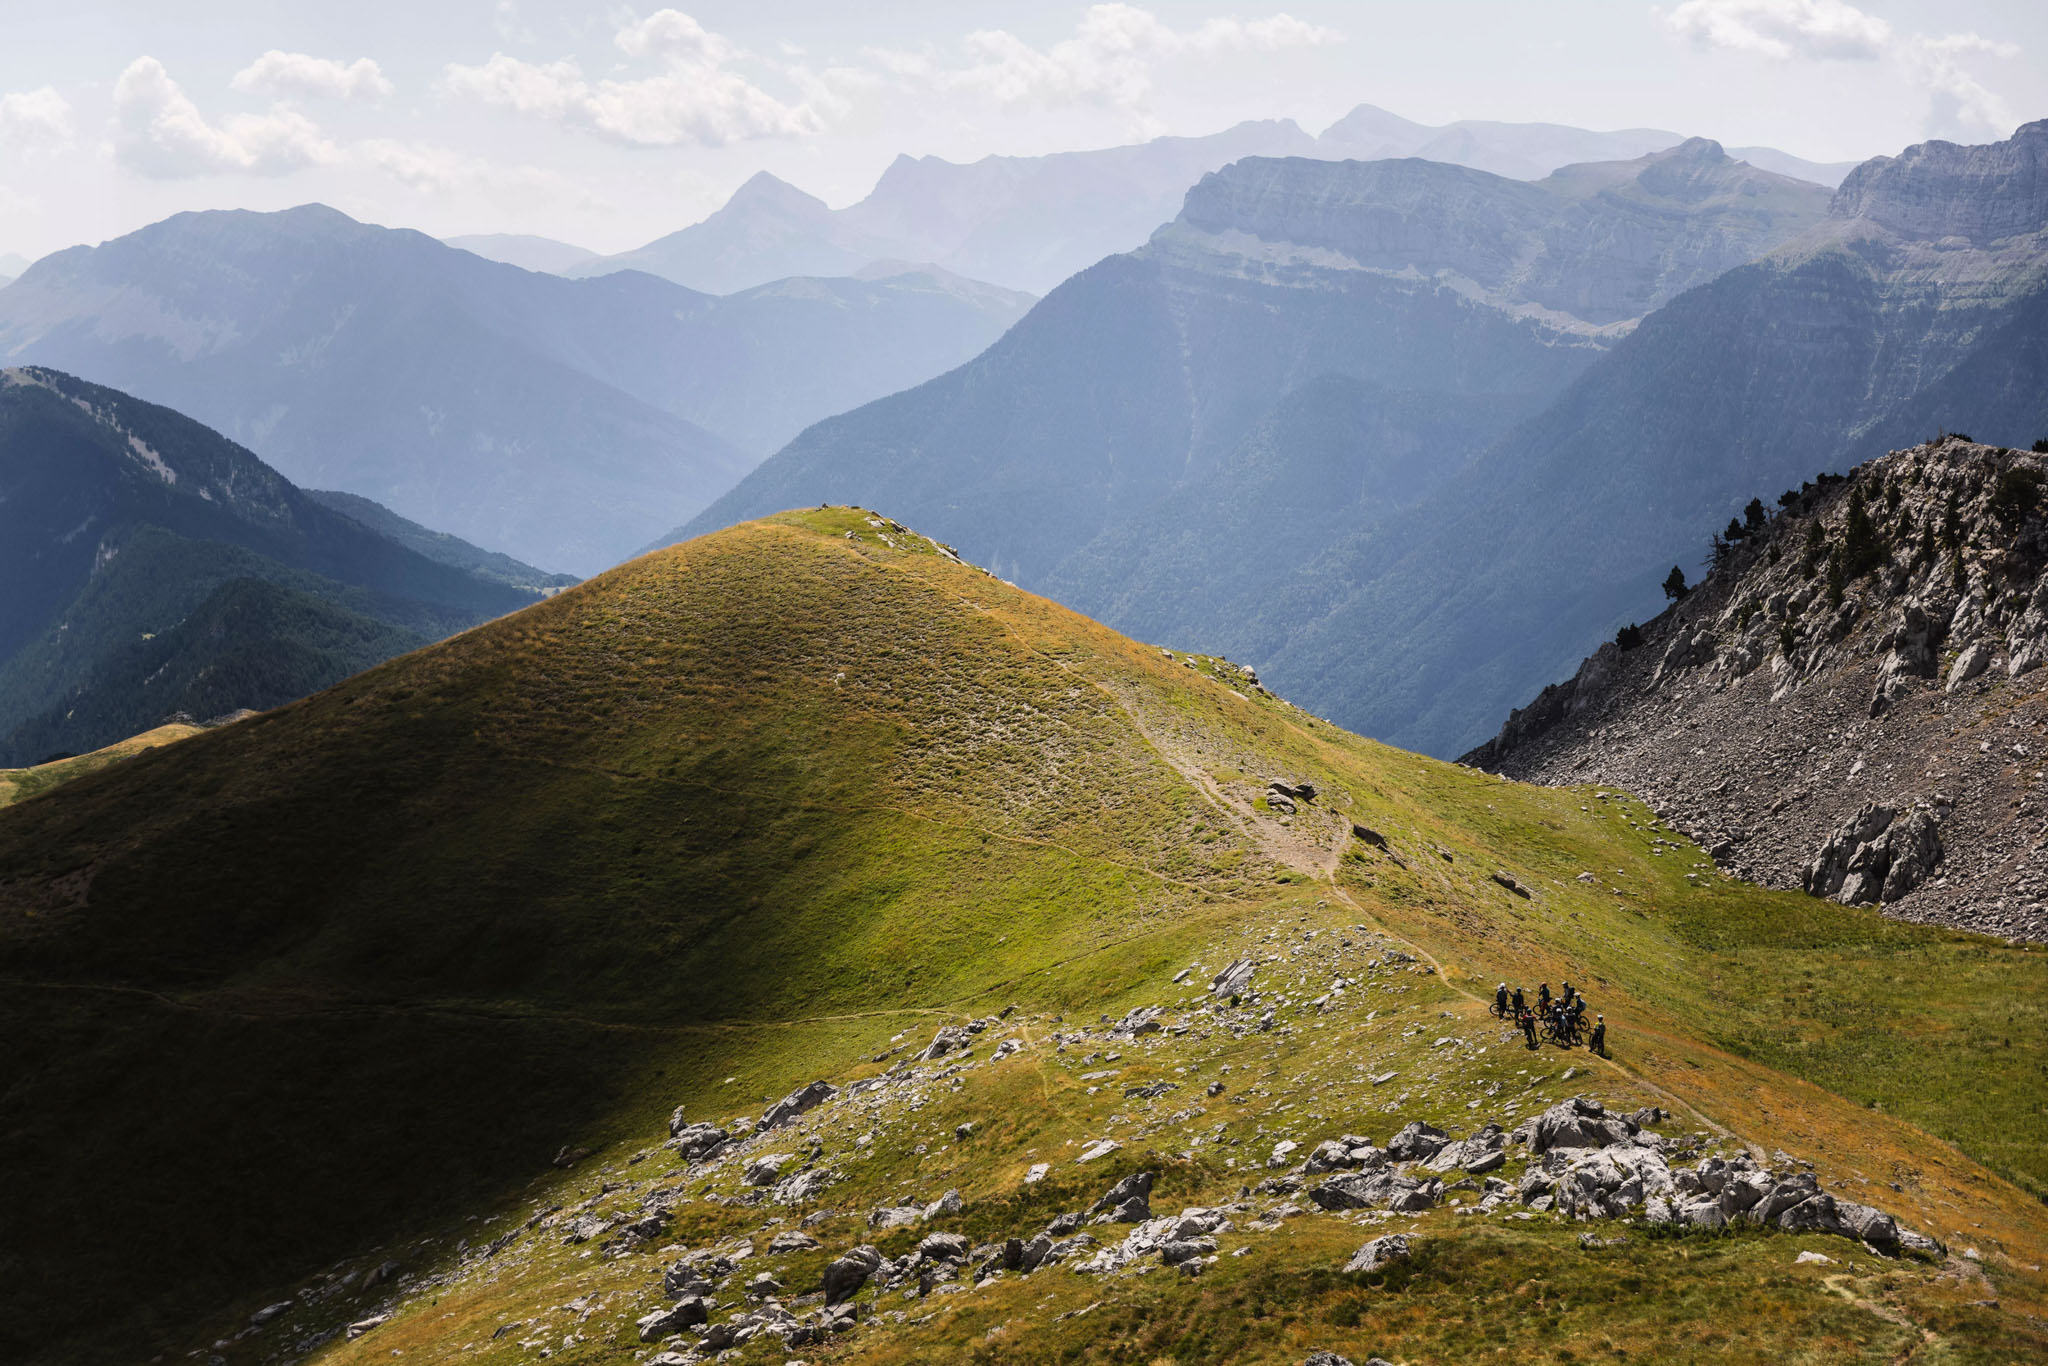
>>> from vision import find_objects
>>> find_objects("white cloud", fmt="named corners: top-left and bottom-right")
top-left (1666, 0), bottom-right (1890, 61)
top-left (444, 9), bottom-right (821, 147)
top-left (1665, 0), bottom-right (2020, 135)
top-left (231, 51), bottom-right (395, 101)
top-left (1904, 34), bottom-right (2020, 137)
top-left (0, 86), bottom-right (74, 148)
top-left (880, 4), bottom-right (1341, 120)
top-left (613, 9), bottom-right (733, 65)
top-left (113, 56), bottom-right (338, 179)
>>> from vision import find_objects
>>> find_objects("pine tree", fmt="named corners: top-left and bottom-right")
top-left (1744, 497), bottom-right (1767, 533)
top-left (1662, 565), bottom-right (1689, 602)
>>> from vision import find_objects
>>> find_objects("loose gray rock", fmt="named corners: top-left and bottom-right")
top-left (1344, 1233), bottom-right (1413, 1275)
top-left (1211, 957), bottom-right (1257, 999)
top-left (918, 1232), bottom-right (970, 1263)
top-left (635, 1296), bottom-right (708, 1342)
top-left (760, 1081), bottom-right (836, 1131)
top-left (1386, 1119), bottom-right (1450, 1161)
top-left (745, 1153), bottom-right (792, 1186)
top-left (1528, 1097), bottom-right (1638, 1153)
top-left (1088, 1170), bottom-right (1155, 1222)
top-left (670, 1123), bottom-right (731, 1163)
top-left (822, 1246), bottom-right (883, 1304)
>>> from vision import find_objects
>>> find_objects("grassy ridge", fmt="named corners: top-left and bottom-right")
top-left (0, 722), bottom-right (202, 807)
top-left (0, 508), bottom-right (2043, 1364)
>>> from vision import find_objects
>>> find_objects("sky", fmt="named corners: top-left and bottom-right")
top-left (0, 0), bottom-right (2041, 261)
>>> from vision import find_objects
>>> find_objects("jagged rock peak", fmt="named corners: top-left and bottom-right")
top-left (1465, 435), bottom-right (2048, 942)
top-left (1829, 119), bottom-right (2048, 244)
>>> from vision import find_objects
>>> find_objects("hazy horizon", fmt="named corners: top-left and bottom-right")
top-left (1, 0), bottom-right (2042, 262)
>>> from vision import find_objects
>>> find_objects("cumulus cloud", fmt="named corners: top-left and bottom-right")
top-left (0, 86), bottom-right (74, 148)
top-left (444, 8), bottom-right (821, 147)
top-left (231, 51), bottom-right (395, 101)
top-left (876, 4), bottom-right (1341, 120)
top-left (1903, 34), bottom-right (2020, 137)
top-left (1665, 0), bottom-right (1889, 61)
top-left (114, 57), bottom-right (338, 178)
top-left (1664, 0), bottom-right (2020, 135)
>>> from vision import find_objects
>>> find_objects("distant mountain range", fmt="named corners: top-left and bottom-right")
top-left (0, 366), bottom-right (551, 765)
top-left (0, 253), bottom-right (27, 287)
top-left (442, 232), bottom-right (600, 274)
top-left (1317, 103), bottom-right (1858, 186)
top-left (0, 206), bottom-right (1031, 572)
top-left (571, 106), bottom-right (1859, 296)
top-left (676, 122), bottom-right (2048, 758)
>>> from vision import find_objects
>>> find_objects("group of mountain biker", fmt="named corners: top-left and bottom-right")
top-left (1492, 980), bottom-right (1606, 1056)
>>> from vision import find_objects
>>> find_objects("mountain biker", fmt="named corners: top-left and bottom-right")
top-left (1511, 986), bottom-right (1526, 1013)
top-left (1561, 981), bottom-right (1577, 1012)
top-left (1538, 982), bottom-right (1552, 1013)
top-left (1518, 1007), bottom-right (1537, 1049)
top-left (1590, 1015), bottom-right (1607, 1057)
top-left (1495, 983), bottom-right (1509, 1015)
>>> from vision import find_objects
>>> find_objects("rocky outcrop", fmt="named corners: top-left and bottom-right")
top-left (1466, 438), bottom-right (2048, 941)
top-left (1803, 803), bottom-right (1943, 906)
top-left (1342, 1234), bottom-right (1413, 1275)
top-left (1829, 120), bottom-right (2048, 247)
top-left (760, 1081), bottom-right (836, 1130)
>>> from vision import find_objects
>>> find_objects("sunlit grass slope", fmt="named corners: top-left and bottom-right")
top-left (0, 507), bottom-right (2043, 1365)
top-left (0, 721), bottom-right (204, 808)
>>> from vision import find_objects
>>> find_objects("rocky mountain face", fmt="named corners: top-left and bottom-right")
top-left (1466, 438), bottom-right (2048, 941)
top-left (1285, 120), bottom-right (2048, 758)
top-left (0, 367), bottom-right (540, 763)
top-left (576, 110), bottom-right (1847, 299)
top-left (0, 205), bottom-right (1030, 572)
top-left (672, 140), bottom-right (1834, 715)
top-left (3, 509), bottom-right (2043, 1365)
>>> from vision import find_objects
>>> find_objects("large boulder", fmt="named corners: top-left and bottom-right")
top-left (1385, 1120), bottom-right (1450, 1162)
top-left (1311, 1170), bottom-right (1434, 1213)
top-left (918, 1025), bottom-right (975, 1061)
top-left (1343, 1234), bottom-right (1413, 1275)
top-left (635, 1297), bottom-right (708, 1342)
top-left (822, 1245), bottom-right (883, 1304)
top-left (917, 1232), bottom-right (971, 1263)
top-left (1426, 1125), bottom-right (1506, 1173)
top-left (744, 1154), bottom-right (792, 1186)
top-left (1211, 958), bottom-right (1257, 999)
top-left (670, 1123), bottom-right (731, 1162)
top-left (1088, 1171), bottom-right (1156, 1222)
top-left (1802, 804), bottom-right (1943, 905)
top-left (760, 1081), bottom-right (836, 1131)
top-left (1528, 1097), bottom-right (1638, 1153)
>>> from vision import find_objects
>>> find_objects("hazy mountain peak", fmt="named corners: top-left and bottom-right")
top-left (727, 169), bottom-right (830, 215)
top-left (1317, 101), bottom-right (1432, 145)
top-left (1829, 118), bottom-right (2048, 244)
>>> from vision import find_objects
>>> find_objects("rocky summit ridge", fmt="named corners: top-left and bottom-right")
top-left (1465, 436), bottom-right (2048, 941)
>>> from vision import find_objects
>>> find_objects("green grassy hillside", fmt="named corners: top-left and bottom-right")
top-left (1, 509), bottom-right (2043, 1365)
top-left (0, 721), bottom-right (203, 807)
